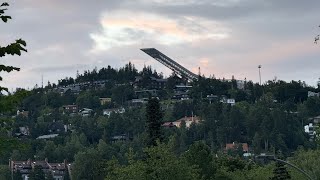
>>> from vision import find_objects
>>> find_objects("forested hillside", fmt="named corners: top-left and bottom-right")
top-left (1, 63), bottom-right (320, 179)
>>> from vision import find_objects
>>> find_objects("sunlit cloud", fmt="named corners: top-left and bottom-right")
top-left (144, 0), bottom-right (244, 6)
top-left (89, 11), bottom-right (230, 53)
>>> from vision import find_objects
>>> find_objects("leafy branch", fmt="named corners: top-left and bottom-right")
top-left (0, 2), bottom-right (27, 92)
top-left (315, 25), bottom-right (320, 44)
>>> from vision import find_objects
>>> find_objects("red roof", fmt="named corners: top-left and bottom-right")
top-left (225, 143), bottom-right (249, 152)
top-left (176, 116), bottom-right (200, 123)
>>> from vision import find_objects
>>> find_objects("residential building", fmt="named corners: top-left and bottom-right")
top-left (36, 134), bottom-right (59, 140)
top-left (99, 97), bottom-right (112, 105)
top-left (224, 78), bottom-right (246, 90)
top-left (220, 97), bottom-right (236, 106)
top-left (206, 94), bottom-right (219, 104)
top-left (150, 77), bottom-right (167, 89)
top-left (103, 107), bottom-right (125, 117)
top-left (135, 90), bottom-right (158, 99)
top-left (10, 158), bottom-right (71, 180)
top-left (172, 85), bottom-right (192, 100)
top-left (304, 123), bottom-right (317, 140)
top-left (163, 116), bottom-right (201, 128)
top-left (79, 108), bottom-right (93, 117)
top-left (111, 134), bottom-right (132, 142)
top-left (308, 91), bottom-right (320, 97)
top-left (14, 126), bottom-right (30, 137)
top-left (309, 115), bottom-right (320, 124)
top-left (225, 142), bottom-right (249, 152)
top-left (48, 121), bottom-right (68, 134)
top-left (17, 110), bottom-right (29, 118)
top-left (62, 105), bottom-right (78, 114)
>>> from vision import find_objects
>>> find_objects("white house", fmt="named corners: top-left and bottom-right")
top-left (79, 108), bottom-right (93, 117)
top-left (103, 107), bottom-right (125, 117)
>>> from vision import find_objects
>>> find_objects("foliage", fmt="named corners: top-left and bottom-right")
top-left (288, 148), bottom-right (320, 179)
top-left (0, 165), bottom-right (11, 180)
top-left (0, 59), bottom-right (320, 179)
top-left (29, 165), bottom-right (45, 180)
top-left (0, 2), bottom-right (27, 92)
top-left (270, 161), bottom-right (291, 180)
top-left (105, 142), bottom-right (200, 180)
top-left (183, 141), bottom-right (216, 179)
top-left (146, 98), bottom-right (163, 146)
top-left (72, 148), bottom-right (107, 180)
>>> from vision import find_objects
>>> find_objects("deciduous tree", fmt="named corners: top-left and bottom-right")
top-left (0, 2), bottom-right (27, 92)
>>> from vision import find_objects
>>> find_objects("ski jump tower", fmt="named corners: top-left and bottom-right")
top-left (141, 48), bottom-right (198, 81)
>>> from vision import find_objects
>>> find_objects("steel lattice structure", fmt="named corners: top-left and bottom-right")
top-left (141, 48), bottom-right (198, 81)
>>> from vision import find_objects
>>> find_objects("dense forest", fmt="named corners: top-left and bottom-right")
top-left (1, 63), bottom-right (320, 179)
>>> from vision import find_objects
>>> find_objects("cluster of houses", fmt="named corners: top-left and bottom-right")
top-left (52, 80), bottom-right (109, 94)
top-left (10, 158), bottom-right (72, 180)
top-left (162, 115), bottom-right (250, 156)
top-left (50, 75), bottom-right (243, 104)
top-left (304, 115), bottom-right (320, 141)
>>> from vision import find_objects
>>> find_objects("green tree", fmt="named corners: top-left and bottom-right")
top-left (63, 169), bottom-right (71, 180)
top-left (146, 98), bottom-right (163, 146)
top-left (0, 165), bottom-right (11, 180)
top-left (72, 148), bottom-right (106, 180)
top-left (288, 148), bottom-right (319, 179)
top-left (29, 165), bottom-right (45, 180)
top-left (105, 142), bottom-right (200, 180)
top-left (184, 141), bottom-right (216, 180)
top-left (144, 142), bottom-right (199, 180)
top-left (270, 161), bottom-right (291, 180)
top-left (0, 2), bottom-right (27, 92)
top-left (12, 170), bottom-right (23, 180)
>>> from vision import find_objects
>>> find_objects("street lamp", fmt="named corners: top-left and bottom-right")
top-left (256, 154), bottom-right (314, 180)
top-left (258, 65), bottom-right (262, 85)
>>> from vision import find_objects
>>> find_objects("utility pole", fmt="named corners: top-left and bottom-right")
top-left (258, 65), bottom-right (262, 85)
top-left (41, 74), bottom-right (44, 89)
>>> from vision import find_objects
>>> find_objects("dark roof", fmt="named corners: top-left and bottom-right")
top-left (48, 122), bottom-right (64, 131)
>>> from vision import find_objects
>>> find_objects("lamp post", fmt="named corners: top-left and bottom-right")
top-left (256, 155), bottom-right (314, 180)
top-left (258, 65), bottom-right (262, 85)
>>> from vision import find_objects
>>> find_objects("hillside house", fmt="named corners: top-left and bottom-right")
top-left (103, 107), bottom-right (125, 117)
top-left (10, 158), bottom-right (72, 180)
top-left (79, 108), bottom-right (93, 117)
top-left (99, 97), bottom-right (112, 105)
top-left (308, 91), bottom-right (320, 97)
top-left (62, 105), bottom-right (78, 114)
top-left (225, 142), bottom-right (249, 153)
top-left (17, 110), bottom-right (29, 118)
top-left (48, 121), bottom-right (68, 134)
top-left (163, 116), bottom-right (201, 128)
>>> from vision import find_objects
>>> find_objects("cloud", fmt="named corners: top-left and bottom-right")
top-left (89, 11), bottom-right (230, 53)
top-left (2, 0), bottom-right (320, 91)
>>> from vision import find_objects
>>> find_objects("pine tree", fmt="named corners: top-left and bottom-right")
top-left (146, 98), bottom-right (163, 146)
top-left (271, 161), bottom-right (291, 180)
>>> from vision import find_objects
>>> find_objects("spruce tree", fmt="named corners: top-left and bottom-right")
top-left (271, 161), bottom-right (291, 180)
top-left (146, 98), bottom-right (163, 146)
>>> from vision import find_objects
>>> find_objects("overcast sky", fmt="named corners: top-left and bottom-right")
top-left (1, 0), bottom-right (320, 90)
